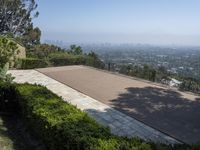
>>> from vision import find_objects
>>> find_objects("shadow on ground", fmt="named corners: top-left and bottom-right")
top-left (0, 115), bottom-right (45, 150)
top-left (106, 86), bottom-right (200, 144)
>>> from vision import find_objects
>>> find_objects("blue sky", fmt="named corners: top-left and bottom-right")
top-left (34, 0), bottom-right (200, 46)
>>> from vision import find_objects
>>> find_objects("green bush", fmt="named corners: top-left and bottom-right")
top-left (48, 52), bottom-right (105, 68)
top-left (85, 57), bottom-right (105, 69)
top-left (16, 58), bottom-right (48, 69)
top-left (16, 84), bottom-right (111, 150)
top-left (15, 52), bottom-right (105, 69)
top-left (49, 53), bottom-right (87, 66)
top-left (48, 53), bottom-right (76, 66)
top-left (73, 55), bottom-right (87, 65)
top-left (0, 82), bottom-right (19, 112)
top-left (15, 84), bottom-right (194, 150)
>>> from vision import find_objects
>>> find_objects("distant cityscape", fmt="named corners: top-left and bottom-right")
top-left (44, 40), bottom-right (200, 80)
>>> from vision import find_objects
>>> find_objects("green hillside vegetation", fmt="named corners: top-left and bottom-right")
top-left (16, 44), bottom-right (105, 69)
top-left (119, 64), bottom-right (200, 94)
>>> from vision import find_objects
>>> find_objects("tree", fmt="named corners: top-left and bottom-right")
top-left (88, 51), bottom-right (98, 59)
top-left (21, 26), bottom-right (41, 48)
top-left (69, 45), bottom-right (83, 55)
top-left (0, 0), bottom-right (39, 36)
top-left (87, 51), bottom-right (105, 69)
top-left (28, 44), bottom-right (64, 58)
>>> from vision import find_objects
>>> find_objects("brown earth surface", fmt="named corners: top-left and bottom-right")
top-left (37, 65), bottom-right (200, 144)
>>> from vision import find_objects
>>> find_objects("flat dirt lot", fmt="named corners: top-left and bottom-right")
top-left (38, 65), bottom-right (200, 144)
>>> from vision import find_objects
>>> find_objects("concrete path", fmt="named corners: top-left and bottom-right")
top-left (9, 69), bottom-right (180, 144)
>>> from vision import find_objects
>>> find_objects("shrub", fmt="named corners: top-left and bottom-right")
top-left (0, 36), bottom-right (18, 68)
top-left (85, 57), bottom-right (105, 69)
top-left (15, 52), bottom-right (105, 69)
top-left (16, 84), bottom-right (111, 150)
top-left (0, 82), bottom-right (19, 113)
top-left (73, 55), bottom-right (87, 65)
top-left (48, 53), bottom-right (75, 66)
top-left (15, 84), bottom-right (194, 150)
top-left (16, 58), bottom-right (48, 69)
top-left (49, 53), bottom-right (88, 66)
top-left (48, 52), bottom-right (105, 68)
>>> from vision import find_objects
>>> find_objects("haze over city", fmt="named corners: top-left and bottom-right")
top-left (34, 0), bottom-right (200, 46)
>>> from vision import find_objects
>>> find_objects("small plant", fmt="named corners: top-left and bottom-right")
top-left (0, 36), bottom-right (18, 82)
top-left (0, 63), bottom-right (15, 82)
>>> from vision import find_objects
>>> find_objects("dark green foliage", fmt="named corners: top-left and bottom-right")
top-left (85, 57), bottom-right (105, 69)
top-left (21, 26), bottom-right (41, 48)
top-left (0, 63), bottom-right (14, 82)
top-left (48, 53), bottom-right (85, 66)
top-left (0, 37), bottom-right (18, 82)
top-left (0, 82), bottom-right (19, 113)
top-left (0, 36), bottom-right (18, 68)
top-left (16, 84), bottom-right (111, 150)
top-left (0, 0), bottom-right (38, 35)
top-left (86, 51), bottom-right (105, 69)
top-left (68, 45), bottom-right (83, 55)
top-left (119, 64), bottom-right (157, 82)
top-left (16, 52), bottom-right (105, 69)
top-left (16, 58), bottom-right (48, 69)
top-left (179, 77), bottom-right (200, 94)
top-left (118, 64), bottom-right (200, 94)
top-left (48, 52), bottom-right (105, 69)
top-left (23, 43), bottom-right (105, 69)
top-left (27, 44), bottom-right (65, 58)
top-left (192, 142), bottom-right (200, 150)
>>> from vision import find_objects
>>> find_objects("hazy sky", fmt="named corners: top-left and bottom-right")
top-left (34, 0), bottom-right (200, 46)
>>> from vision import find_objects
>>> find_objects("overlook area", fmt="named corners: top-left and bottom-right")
top-left (38, 65), bottom-right (200, 144)
top-left (1, 0), bottom-right (200, 149)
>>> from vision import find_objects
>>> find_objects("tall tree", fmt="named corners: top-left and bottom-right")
top-left (0, 0), bottom-right (39, 36)
top-left (69, 45), bottom-right (83, 55)
top-left (21, 26), bottom-right (41, 48)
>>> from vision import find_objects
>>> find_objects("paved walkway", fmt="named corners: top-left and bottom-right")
top-left (9, 69), bottom-right (180, 144)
